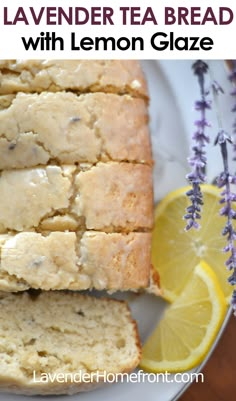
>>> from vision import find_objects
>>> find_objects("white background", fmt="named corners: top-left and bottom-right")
top-left (0, 0), bottom-right (236, 58)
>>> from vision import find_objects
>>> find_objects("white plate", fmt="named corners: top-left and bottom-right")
top-left (0, 61), bottom-right (232, 401)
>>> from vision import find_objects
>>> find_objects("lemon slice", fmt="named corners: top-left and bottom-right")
top-left (140, 261), bottom-right (227, 372)
top-left (152, 185), bottom-right (232, 303)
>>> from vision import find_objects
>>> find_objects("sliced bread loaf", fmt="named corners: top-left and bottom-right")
top-left (0, 59), bottom-right (156, 296)
top-left (0, 291), bottom-right (141, 395)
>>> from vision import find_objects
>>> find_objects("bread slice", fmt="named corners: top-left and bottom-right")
top-left (0, 291), bottom-right (141, 395)
top-left (0, 163), bottom-right (153, 233)
top-left (0, 231), bottom-right (151, 291)
top-left (0, 92), bottom-right (151, 168)
top-left (0, 60), bottom-right (148, 98)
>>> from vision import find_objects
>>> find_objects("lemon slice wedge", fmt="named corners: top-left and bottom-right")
top-left (152, 185), bottom-right (232, 303)
top-left (140, 261), bottom-right (227, 372)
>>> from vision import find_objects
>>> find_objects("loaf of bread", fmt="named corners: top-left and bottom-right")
top-left (0, 231), bottom-right (151, 291)
top-left (0, 59), bottom-right (156, 293)
top-left (0, 60), bottom-right (159, 395)
top-left (0, 291), bottom-right (141, 395)
top-left (0, 92), bottom-right (151, 169)
top-left (0, 60), bottom-right (148, 98)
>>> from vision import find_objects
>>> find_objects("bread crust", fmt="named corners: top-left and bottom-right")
top-left (0, 60), bottom-right (148, 99)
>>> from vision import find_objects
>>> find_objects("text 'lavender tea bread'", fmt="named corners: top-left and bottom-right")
top-left (0, 59), bottom-right (158, 293)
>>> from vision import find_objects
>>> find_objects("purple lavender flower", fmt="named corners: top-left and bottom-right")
top-left (212, 84), bottom-right (236, 309)
top-left (185, 61), bottom-right (236, 313)
top-left (185, 61), bottom-right (210, 230)
top-left (228, 60), bottom-right (236, 160)
top-left (215, 130), bottom-right (236, 285)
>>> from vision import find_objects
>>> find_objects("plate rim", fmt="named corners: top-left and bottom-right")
top-left (0, 60), bottom-right (232, 401)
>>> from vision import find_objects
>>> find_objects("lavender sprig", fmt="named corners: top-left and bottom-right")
top-left (185, 61), bottom-right (210, 230)
top-left (212, 81), bottom-right (236, 315)
top-left (215, 130), bottom-right (236, 276)
top-left (228, 60), bottom-right (236, 160)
